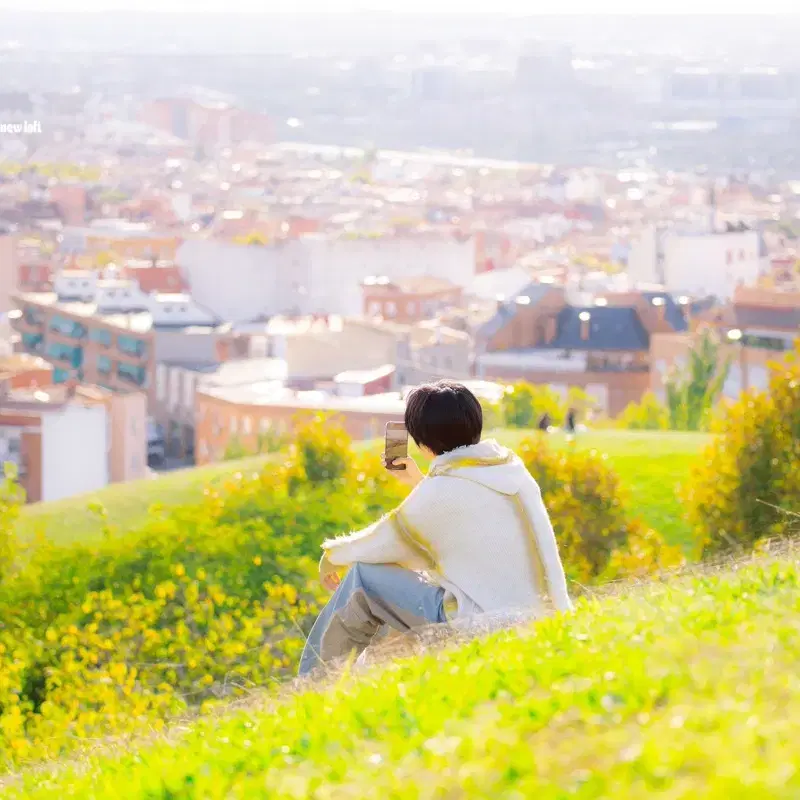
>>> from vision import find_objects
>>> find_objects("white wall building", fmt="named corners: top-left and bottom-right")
top-left (40, 403), bottom-right (109, 502)
top-left (177, 233), bottom-right (477, 324)
top-left (628, 224), bottom-right (765, 300)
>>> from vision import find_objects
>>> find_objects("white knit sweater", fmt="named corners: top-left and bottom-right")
top-left (321, 440), bottom-right (573, 618)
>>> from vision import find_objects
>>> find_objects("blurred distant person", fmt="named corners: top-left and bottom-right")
top-left (298, 381), bottom-right (572, 676)
top-left (538, 412), bottom-right (551, 432)
top-left (565, 408), bottom-right (577, 438)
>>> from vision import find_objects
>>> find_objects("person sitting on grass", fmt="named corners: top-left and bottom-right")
top-left (299, 381), bottom-right (573, 676)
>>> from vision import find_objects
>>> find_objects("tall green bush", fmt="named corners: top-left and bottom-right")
top-left (664, 328), bottom-right (730, 431)
top-left (685, 343), bottom-right (800, 555)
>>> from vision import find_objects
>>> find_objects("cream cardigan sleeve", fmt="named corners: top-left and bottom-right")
top-left (321, 482), bottom-right (437, 572)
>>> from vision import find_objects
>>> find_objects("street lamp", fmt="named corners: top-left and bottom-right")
top-left (726, 328), bottom-right (748, 392)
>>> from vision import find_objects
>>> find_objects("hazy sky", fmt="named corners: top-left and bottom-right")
top-left (1, 1), bottom-right (799, 11)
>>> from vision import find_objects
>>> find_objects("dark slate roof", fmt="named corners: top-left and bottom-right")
top-left (641, 291), bottom-right (689, 332)
top-left (548, 306), bottom-right (650, 352)
top-left (476, 281), bottom-right (555, 341)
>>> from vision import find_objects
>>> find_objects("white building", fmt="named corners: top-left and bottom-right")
top-left (628, 224), bottom-right (766, 300)
top-left (177, 233), bottom-right (476, 324)
top-left (0, 395), bottom-right (109, 503)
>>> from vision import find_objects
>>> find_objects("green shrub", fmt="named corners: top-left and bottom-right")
top-left (685, 344), bottom-right (800, 555)
top-left (502, 383), bottom-right (566, 428)
top-left (618, 392), bottom-right (670, 430)
top-left (0, 465), bottom-right (23, 583)
top-left (518, 437), bottom-right (682, 583)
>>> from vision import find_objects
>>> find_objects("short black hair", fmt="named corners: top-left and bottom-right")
top-left (404, 381), bottom-right (483, 456)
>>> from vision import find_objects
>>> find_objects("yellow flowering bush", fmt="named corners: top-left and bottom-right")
top-left (685, 343), bottom-right (800, 555)
top-left (0, 421), bottom-right (403, 767)
top-left (518, 437), bottom-right (683, 584)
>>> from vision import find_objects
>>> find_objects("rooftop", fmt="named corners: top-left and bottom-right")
top-left (15, 292), bottom-right (221, 335)
top-left (200, 383), bottom-right (406, 414)
top-left (548, 306), bottom-right (651, 352)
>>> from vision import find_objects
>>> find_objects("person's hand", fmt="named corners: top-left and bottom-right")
top-left (386, 457), bottom-right (424, 489)
top-left (322, 571), bottom-right (341, 591)
top-left (319, 553), bottom-right (341, 592)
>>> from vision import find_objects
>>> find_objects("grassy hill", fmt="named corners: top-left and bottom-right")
top-left (8, 548), bottom-right (798, 799)
top-left (16, 430), bottom-right (708, 549)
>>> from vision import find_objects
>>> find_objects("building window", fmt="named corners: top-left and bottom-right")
top-left (97, 355), bottom-right (112, 374)
top-left (407, 302), bottom-right (416, 316)
top-left (90, 328), bottom-right (112, 347)
top-left (118, 335), bottom-right (147, 358)
top-left (243, 416), bottom-right (252, 434)
top-left (21, 333), bottom-right (43, 352)
top-left (230, 416), bottom-right (238, 434)
top-left (385, 301), bottom-right (397, 318)
top-left (259, 417), bottom-right (271, 433)
top-left (49, 315), bottom-right (86, 339)
top-left (116, 362), bottom-right (146, 386)
top-left (23, 306), bottom-right (43, 326)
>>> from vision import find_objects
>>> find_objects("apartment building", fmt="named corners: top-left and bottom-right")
top-left (627, 223), bottom-right (768, 300)
top-left (11, 271), bottom-right (219, 401)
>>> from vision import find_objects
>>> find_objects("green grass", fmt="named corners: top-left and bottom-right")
top-left (14, 455), bottom-right (273, 545)
top-left (16, 430), bottom-right (709, 549)
top-left (9, 551), bottom-right (800, 799)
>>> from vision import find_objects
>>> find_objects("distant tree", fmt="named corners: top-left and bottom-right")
top-left (501, 383), bottom-right (537, 429)
top-left (618, 392), bottom-right (670, 431)
top-left (664, 328), bottom-right (730, 431)
top-left (502, 383), bottom-right (567, 429)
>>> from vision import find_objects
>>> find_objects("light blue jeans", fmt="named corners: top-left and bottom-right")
top-left (299, 562), bottom-right (446, 676)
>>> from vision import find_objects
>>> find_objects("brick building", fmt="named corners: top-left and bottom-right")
top-left (361, 276), bottom-right (463, 323)
top-left (195, 386), bottom-right (405, 466)
top-left (475, 282), bottom-right (690, 416)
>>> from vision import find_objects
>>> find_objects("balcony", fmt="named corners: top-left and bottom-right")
top-left (116, 362), bottom-right (147, 387)
top-left (45, 342), bottom-right (83, 368)
top-left (20, 333), bottom-right (44, 355)
top-left (48, 315), bottom-right (88, 340)
top-left (117, 334), bottom-right (148, 359)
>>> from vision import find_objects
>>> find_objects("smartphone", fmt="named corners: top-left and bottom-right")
top-left (384, 422), bottom-right (408, 471)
